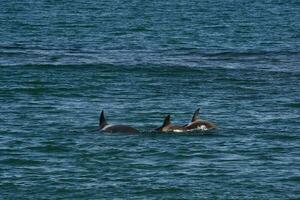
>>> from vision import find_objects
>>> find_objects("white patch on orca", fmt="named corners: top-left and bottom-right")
top-left (102, 124), bottom-right (114, 131)
top-left (173, 129), bottom-right (184, 133)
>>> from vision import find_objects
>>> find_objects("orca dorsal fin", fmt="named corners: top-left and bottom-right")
top-left (99, 110), bottom-right (108, 128)
top-left (162, 115), bottom-right (171, 127)
top-left (191, 108), bottom-right (200, 122)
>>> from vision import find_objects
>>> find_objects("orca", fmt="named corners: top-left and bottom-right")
top-left (184, 108), bottom-right (216, 131)
top-left (155, 115), bottom-right (186, 133)
top-left (99, 110), bottom-right (139, 134)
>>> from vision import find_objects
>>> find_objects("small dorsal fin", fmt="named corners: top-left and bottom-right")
top-left (99, 110), bottom-right (108, 128)
top-left (191, 108), bottom-right (200, 122)
top-left (163, 115), bottom-right (171, 127)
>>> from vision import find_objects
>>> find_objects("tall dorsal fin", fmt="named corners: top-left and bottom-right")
top-left (99, 110), bottom-right (108, 128)
top-left (162, 115), bottom-right (171, 127)
top-left (191, 108), bottom-right (200, 122)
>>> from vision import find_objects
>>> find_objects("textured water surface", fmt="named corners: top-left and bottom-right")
top-left (1, 0), bottom-right (300, 199)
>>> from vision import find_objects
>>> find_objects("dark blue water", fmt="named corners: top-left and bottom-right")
top-left (1, 0), bottom-right (300, 199)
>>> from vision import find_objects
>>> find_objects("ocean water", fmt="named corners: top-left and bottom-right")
top-left (1, 0), bottom-right (300, 199)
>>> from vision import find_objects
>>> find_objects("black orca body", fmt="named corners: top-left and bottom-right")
top-left (99, 110), bottom-right (139, 134)
top-left (184, 108), bottom-right (216, 131)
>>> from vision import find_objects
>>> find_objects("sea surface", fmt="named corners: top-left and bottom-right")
top-left (1, 0), bottom-right (300, 199)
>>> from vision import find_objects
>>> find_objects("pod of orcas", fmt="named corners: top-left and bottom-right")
top-left (99, 108), bottom-right (216, 134)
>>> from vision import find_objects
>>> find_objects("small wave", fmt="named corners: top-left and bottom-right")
top-left (285, 103), bottom-right (300, 108)
top-left (129, 27), bottom-right (152, 32)
top-left (280, 176), bottom-right (300, 183)
top-left (202, 50), bottom-right (300, 58)
top-left (28, 145), bottom-right (71, 153)
top-left (1, 87), bottom-right (50, 95)
top-left (0, 158), bottom-right (42, 166)
top-left (258, 133), bottom-right (299, 141)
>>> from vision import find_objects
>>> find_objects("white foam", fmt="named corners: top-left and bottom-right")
top-left (198, 125), bottom-right (208, 131)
